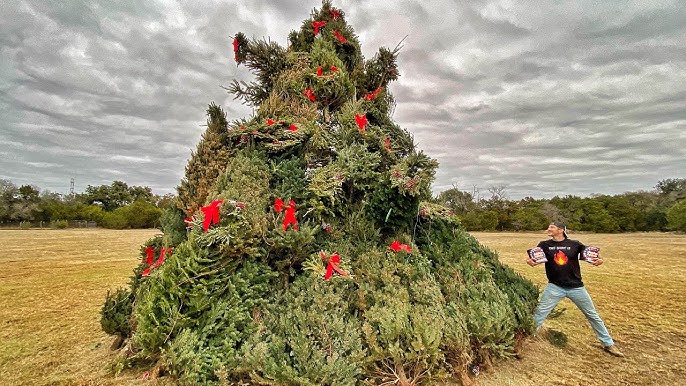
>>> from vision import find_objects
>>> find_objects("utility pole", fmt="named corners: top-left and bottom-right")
top-left (70, 178), bottom-right (75, 197)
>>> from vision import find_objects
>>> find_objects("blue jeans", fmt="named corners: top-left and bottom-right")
top-left (534, 283), bottom-right (614, 347)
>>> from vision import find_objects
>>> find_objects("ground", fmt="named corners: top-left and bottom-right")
top-left (0, 229), bottom-right (684, 385)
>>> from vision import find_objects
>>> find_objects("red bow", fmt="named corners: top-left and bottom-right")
top-left (330, 65), bottom-right (338, 72)
top-left (233, 38), bottom-right (239, 62)
top-left (303, 88), bottom-right (316, 102)
top-left (364, 87), bottom-right (383, 100)
top-left (274, 197), bottom-right (284, 213)
top-left (355, 113), bottom-right (368, 132)
top-left (321, 252), bottom-right (348, 280)
top-left (142, 248), bottom-right (172, 276)
top-left (383, 137), bottom-right (391, 151)
top-left (333, 30), bottom-right (347, 43)
top-left (152, 248), bottom-right (167, 269)
top-left (200, 200), bottom-right (223, 232)
top-left (389, 240), bottom-right (412, 253)
top-left (267, 118), bottom-right (275, 126)
top-left (316, 66), bottom-right (323, 76)
top-left (312, 20), bottom-right (326, 35)
top-left (144, 246), bottom-right (154, 265)
top-left (283, 200), bottom-right (298, 231)
top-left (330, 9), bottom-right (341, 20)
top-left (289, 124), bottom-right (298, 132)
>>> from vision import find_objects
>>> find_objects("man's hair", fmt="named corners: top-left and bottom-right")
top-left (551, 221), bottom-right (568, 238)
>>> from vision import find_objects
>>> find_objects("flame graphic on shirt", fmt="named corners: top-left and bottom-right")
top-left (554, 250), bottom-right (568, 266)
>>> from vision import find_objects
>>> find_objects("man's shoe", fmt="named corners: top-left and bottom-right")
top-left (603, 345), bottom-right (625, 357)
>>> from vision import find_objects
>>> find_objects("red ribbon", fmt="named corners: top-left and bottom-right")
top-left (312, 20), bottom-right (326, 35)
top-left (389, 240), bottom-right (412, 253)
top-left (383, 137), bottom-right (391, 151)
top-left (355, 113), bottom-right (368, 132)
top-left (330, 65), bottom-right (338, 72)
top-left (333, 30), bottom-right (347, 43)
top-left (316, 66), bottom-right (323, 76)
top-left (274, 197), bottom-right (284, 213)
top-left (364, 87), bottom-right (383, 100)
top-left (152, 248), bottom-right (166, 269)
top-left (232, 38), bottom-right (239, 62)
top-left (330, 9), bottom-right (340, 20)
top-left (303, 88), bottom-right (316, 102)
top-left (321, 252), bottom-right (348, 280)
top-left (267, 118), bottom-right (275, 126)
top-left (200, 200), bottom-right (223, 232)
top-left (288, 124), bottom-right (298, 132)
top-left (283, 200), bottom-right (298, 231)
top-left (142, 248), bottom-right (172, 276)
top-left (144, 246), bottom-right (154, 265)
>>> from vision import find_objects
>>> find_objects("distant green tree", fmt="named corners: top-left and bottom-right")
top-left (10, 185), bottom-right (41, 221)
top-left (101, 200), bottom-right (162, 229)
top-left (621, 191), bottom-right (660, 231)
top-left (666, 200), bottom-right (686, 232)
top-left (36, 191), bottom-right (63, 222)
top-left (656, 178), bottom-right (686, 200)
top-left (436, 186), bottom-right (474, 214)
top-left (645, 207), bottom-right (668, 231)
top-left (512, 202), bottom-right (548, 231)
top-left (580, 199), bottom-right (619, 233)
top-left (597, 195), bottom-right (639, 232)
top-left (0, 179), bottom-right (19, 222)
top-left (461, 210), bottom-right (499, 231)
top-left (550, 195), bottom-right (584, 230)
top-left (83, 181), bottom-right (155, 211)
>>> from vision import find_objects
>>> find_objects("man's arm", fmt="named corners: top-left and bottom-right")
top-left (580, 241), bottom-right (604, 266)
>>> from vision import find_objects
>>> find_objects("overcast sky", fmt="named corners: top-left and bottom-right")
top-left (2, 0), bottom-right (685, 199)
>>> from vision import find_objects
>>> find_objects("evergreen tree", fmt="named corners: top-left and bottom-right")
top-left (101, 2), bottom-right (537, 384)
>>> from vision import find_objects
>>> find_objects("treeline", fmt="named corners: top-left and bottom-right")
top-left (0, 179), bottom-right (172, 229)
top-left (434, 178), bottom-right (686, 233)
top-left (4, 178), bottom-right (686, 232)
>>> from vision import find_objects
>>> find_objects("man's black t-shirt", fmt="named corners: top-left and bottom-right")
top-left (537, 238), bottom-right (586, 288)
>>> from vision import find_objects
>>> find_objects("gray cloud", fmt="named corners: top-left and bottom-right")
top-left (1, 0), bottom-right (685, 199)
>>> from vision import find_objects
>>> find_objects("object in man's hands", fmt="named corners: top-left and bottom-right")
top-left (582, 246), bottom-right (601, 264)
top-left (527, 247), bottom-right (547, 263)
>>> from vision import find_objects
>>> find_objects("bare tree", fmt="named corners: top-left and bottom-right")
top-left (488, 184), bottom-right (508, 201)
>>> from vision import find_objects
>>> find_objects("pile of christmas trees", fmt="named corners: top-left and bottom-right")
top-left (101, 2), bottom-right (538, 384)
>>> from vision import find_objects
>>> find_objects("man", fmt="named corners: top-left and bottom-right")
top-left (527, 222), bottom-right (624, 357)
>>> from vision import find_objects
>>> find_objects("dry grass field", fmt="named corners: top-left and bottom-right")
top-left (0, 229), bottom-right (684, 385)
top-left (0, 229), bottom-right (159, 386)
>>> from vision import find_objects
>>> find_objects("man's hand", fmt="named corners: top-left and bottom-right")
top-left (526, 258), bottom-right (539, 267)
top-left (591, 258), bottom-right (604, 266)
